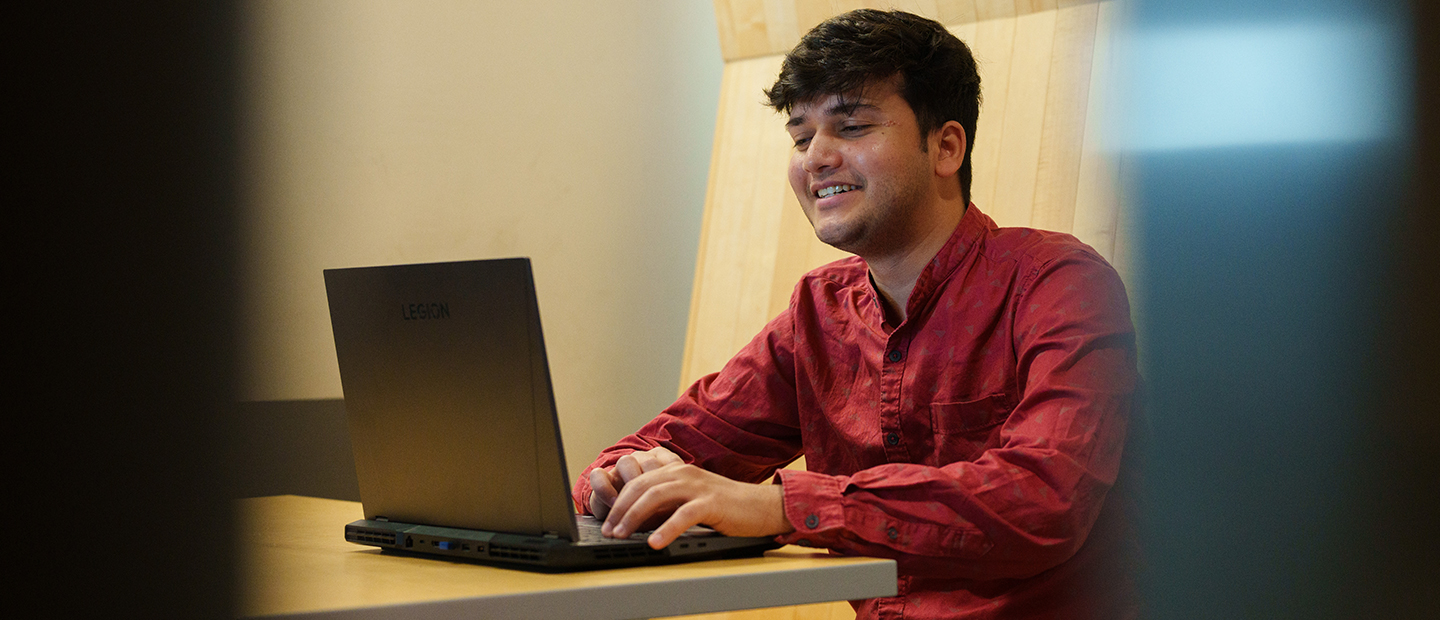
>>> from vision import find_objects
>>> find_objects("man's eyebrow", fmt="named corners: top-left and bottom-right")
top-left (828, 100), bottom-right (878, 117)
top-left (786, 100), bottom-right (880, 128)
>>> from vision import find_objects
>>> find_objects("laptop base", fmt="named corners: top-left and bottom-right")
top-left (345, 520), bottom-right (779, 571)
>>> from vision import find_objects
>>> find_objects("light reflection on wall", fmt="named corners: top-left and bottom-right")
top-left (1119, 22), bottom-right (1407, 150)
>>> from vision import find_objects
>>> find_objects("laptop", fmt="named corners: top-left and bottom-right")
top-left (323, 257), bottom-right (779, 569)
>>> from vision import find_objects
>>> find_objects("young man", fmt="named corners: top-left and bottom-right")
top-left (574, 9), bottom-right (1139, 618)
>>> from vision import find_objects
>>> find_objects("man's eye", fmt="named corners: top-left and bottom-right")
top-left (841, 124), bottom-right (871, 134)
top-left (792, 137), bottom-right (811, 150)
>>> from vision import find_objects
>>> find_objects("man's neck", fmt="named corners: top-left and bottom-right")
top-left (866, 203), bottom-right (966, 324)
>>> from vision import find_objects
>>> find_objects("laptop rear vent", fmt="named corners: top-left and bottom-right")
top-left (487, 543), bottom-right (542, 561)
top-left (346, 530), bottom-right (398, 546)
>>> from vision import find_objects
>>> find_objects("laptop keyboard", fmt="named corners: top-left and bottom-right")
top-left (575, 516), bottom-right (650, 544)
top-left (574, 515), bottom-right (722, 544)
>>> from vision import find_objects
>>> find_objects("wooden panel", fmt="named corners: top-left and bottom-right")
top-left (1016, 0), bottom-right (1060, 13)
top-left (774, 158), bottom-right (858, 319)
top-left (766, 183), bottom-right (815, 323)
top-left (1071, 0), bottom-right (1121, 260)
top-left (947, 19), bottom-right (981, 52)
top-left (762, 0), bottom-right (803, 58)
top-left (974, 0), bottom-right (1019, 20)
top-left (965, 15), bottom-right (1018, 217)
top-left (712, 0), bottom-right (1107, 61)
top-left (680, 55), bottom-right (793, 391)
top-left (791, 1), bottom-right (863, 53)
top-left (1029, 1), bottom-right (1099, 232)
top-left (767, 181), bottom-right (856, 321)
top-left (713, 0), bottom-right (771, 62)
top-left (988, 9), bottom-right (1056, 227)
top-left (1101, 3), bottom-right (1134, 291)
top-left (881, 0), bottom-right (942, 23)
top-left (937, 0), bottom-right (979, 25)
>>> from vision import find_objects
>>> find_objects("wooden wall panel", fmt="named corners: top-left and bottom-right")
top-left (1030, 1), bottom-right (1100, 233)
top-left (713, 0), bottom-right (1107, 61)
top-left (792, 1), bottom-right (863, 44)
top-left (712, 0), bottom-right (768, 63)
top-left (680, 54), bottom-right (793, 391)
top-left (965, 15), bottom-right (1017, 215)
top-left (677, 55), bottom-right (855, 392)
top-left (1017, 0), bottom-right (1060, 13)
top-left (1071, 0), bottom-right (1121, 262)
top-left (988, 9), bottom-right (1056, 227)
top-left (936, 1), bottom-right (980, 25)
top-left (767, 181), bottom-right (854, 322)
top-left (974, 0), bottom-right (1018, 20)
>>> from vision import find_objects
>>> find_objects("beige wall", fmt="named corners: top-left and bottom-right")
top-left (239, 0), bottom-right (723, 479)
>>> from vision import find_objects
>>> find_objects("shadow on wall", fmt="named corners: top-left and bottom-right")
top-left (230, 400), bottom-right (360, 501)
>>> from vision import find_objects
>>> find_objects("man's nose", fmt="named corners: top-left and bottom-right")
top-left (802, 134), bottom-right (841, 174)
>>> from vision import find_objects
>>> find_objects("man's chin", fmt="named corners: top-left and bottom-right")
top-left (812, 224), bottom-right (864, 254)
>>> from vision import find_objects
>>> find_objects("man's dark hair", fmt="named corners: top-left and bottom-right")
top-left (764, 9), bottom-right (982, 203)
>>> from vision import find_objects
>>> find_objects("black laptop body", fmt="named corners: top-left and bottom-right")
top-left (324, 257), bottom-right (778, 569)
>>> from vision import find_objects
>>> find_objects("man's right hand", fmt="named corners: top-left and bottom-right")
top-left (587, 446), bottom-right (684, 520)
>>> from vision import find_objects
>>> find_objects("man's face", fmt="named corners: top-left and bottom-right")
top-left (785, 80), bottom-right (936, 257)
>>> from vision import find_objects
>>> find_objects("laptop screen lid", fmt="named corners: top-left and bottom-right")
top-left (323, 257), bottom-right (577, 540)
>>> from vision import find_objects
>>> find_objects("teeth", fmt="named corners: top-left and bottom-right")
top-left (817, 184), bottom-right (858, 198)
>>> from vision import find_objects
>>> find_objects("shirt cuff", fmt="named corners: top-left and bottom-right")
top-left (568, 472), bottom-right (587, 515)
top-left (773, 468), bottom-right (847, 548)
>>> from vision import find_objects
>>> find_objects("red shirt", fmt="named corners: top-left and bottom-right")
top-left (576, 205), bottom-right (1140, 619)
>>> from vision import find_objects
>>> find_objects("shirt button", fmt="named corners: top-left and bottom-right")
top-left (885, 432), bottom-right (899, 446)
top-left (887, 527), bottom-right (899, 541)
top-left (886, 349), bottom-right (903, 363)
top-left (805, 514), bottom-right (819, 529)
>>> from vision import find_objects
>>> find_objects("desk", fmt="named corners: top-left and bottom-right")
top-left (238, 495), bottom-right (896, 619)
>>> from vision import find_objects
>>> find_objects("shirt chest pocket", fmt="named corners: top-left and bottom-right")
top-left (929, 394), bottom-right (1012, 463)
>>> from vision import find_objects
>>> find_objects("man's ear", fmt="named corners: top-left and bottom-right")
top-left (932, 120), bottom-right (966, 178)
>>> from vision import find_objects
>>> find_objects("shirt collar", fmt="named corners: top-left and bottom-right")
top-left (901, 203), bottom-right (992, 320)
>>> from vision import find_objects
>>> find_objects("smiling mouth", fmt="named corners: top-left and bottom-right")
top-left (816, 184), bottom-right (859, 199)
